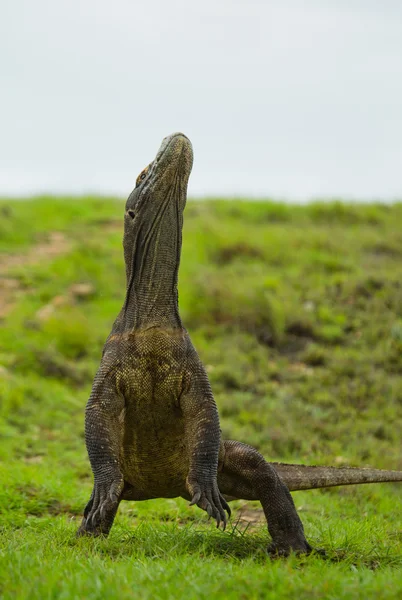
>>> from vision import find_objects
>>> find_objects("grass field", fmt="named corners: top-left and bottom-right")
top-left (0, 197), bottom-right (401, 599)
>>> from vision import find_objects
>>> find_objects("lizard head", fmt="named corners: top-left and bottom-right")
top-left (125, 132), bottom-right (193, 219)
top-left (122, 132), bottom-right (194, 292)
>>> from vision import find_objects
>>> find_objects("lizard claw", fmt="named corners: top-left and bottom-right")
top-left (189, 489), bottom-right (202, 506)
top-left (77, 478), bottom-right (123, 537)
top-left (188, 479), bottom-right (231, 530)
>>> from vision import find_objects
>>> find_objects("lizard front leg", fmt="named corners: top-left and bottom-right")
top-left (77, 370), bottom-right (125, 537)
top-left (180, 362), bottom-right (231, 529)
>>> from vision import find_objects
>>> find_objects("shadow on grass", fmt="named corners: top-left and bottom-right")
top-left (68, 520), bottom-right (402, 569)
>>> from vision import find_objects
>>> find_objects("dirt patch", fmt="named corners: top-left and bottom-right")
top-left (236, 505), bottom-right (264, 528)
top-left (0, 232), bottom-right (71, 318)
top-left (0, 232), bottom-right (70, 273)
top-left (34, 283), bottom-right (95, 323)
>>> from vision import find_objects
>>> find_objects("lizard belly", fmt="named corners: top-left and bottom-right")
top-left (121, 375), bottom-right (188, 498)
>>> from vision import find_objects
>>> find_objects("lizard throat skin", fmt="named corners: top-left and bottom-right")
top-left (120, 133), bottom-right (193, 331)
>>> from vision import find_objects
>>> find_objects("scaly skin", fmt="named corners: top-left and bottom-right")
top-left (272, 462), bottom-right (402, 491)
top-left (78, 133), bottom-right (402, 555)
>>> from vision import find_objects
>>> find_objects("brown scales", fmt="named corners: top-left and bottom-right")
top-left (78, 133), bottom-right (402, 555)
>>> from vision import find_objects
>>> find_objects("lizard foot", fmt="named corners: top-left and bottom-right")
top-left (188, 478), bottom-right (231, 530)
top-left (77, 478), bottom-right (123, 537)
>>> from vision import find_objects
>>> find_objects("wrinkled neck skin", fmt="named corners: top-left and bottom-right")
top-left (115, 133), bottom-right (193, 333)
top-left (123, 197), bottom-right (183, 331)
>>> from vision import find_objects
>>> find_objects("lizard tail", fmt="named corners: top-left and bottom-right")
top-left (271, 462), bottom-right (402, 491)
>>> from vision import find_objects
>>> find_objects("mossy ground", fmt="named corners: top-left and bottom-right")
top-left (0, 198), bottom-right (401, 599)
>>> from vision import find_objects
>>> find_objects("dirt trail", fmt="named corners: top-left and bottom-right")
top-left (0, 232), bottom-right (71, 318)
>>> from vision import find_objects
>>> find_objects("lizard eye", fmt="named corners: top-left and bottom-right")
top-left (136, 167), bottom-right (149, 187)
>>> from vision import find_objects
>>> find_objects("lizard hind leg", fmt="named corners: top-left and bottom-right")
top-left (219, 440), bottom-right (312, 556)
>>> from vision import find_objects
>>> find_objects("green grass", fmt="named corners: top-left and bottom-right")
top-left (0, 197), bottom-right (401, 599)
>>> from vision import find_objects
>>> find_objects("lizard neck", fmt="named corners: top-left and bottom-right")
top-left (120, 206), bottom-right (183, 331)
top-left (113, 132), bottom-right (193, 334)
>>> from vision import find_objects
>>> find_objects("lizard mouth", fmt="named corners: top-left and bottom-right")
top-left (157, 132), bottom-right (192, 157)
top-left (124, 133), bottom-right (193, 223)
top-left (153, 132), bottom-right (193, 178)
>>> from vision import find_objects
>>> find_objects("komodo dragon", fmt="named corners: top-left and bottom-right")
top-left (78, 132), bottom-right (402, 554)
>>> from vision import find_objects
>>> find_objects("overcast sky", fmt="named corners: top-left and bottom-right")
top-left (1, 0), bottom-right (402, 200)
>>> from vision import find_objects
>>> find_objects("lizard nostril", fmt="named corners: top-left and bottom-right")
top-left (127, 210), bottom-right (135, 219)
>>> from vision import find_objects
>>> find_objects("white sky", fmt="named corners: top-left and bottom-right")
top-left (1, 0), bottom-right (402, 200)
